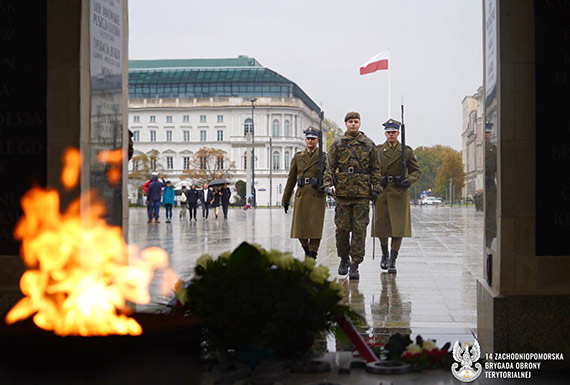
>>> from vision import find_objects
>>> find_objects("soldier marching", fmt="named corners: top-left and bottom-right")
top-left (324, 112), bottom-right (382, 279)
top-left (282, 127), bottom-right (328, 259)
top-left (373, 118), bottom-right (421, 273)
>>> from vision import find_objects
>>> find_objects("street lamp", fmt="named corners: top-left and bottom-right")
top-left (249, 98), bottom-right (257, 207)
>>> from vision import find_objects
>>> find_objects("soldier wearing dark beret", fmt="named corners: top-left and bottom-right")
top-left (282, 127), bottom-right (328, 259)
top-left (373, 118), bottom-right (421, 273)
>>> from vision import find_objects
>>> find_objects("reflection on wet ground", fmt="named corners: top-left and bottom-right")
top-left (128, 205), bottom-right (483, 344)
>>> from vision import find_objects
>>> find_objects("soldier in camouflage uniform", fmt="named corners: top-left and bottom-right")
top-left (324, 112), bottom-right (382, 279)
top-left (282, 128), bottom-right (327, 259)
top-left (373, 119), bottom-right (421, 274)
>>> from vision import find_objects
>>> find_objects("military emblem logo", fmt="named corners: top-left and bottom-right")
top-left (451, 339), bottom-right (482, 382)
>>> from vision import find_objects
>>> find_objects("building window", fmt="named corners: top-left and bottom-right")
top-left (200, 115), bottom-right (206, 122)
top-left (272, 119), bottom-right (280, 137)
top-left (150, 115), bottom-right (156, 123)
top-left (244, 118), bottom-right (253, 135)
top-left (200, 157), bottom-right (207, 170)
top-left (284, 151), bottom-right (290, 170)
top-left (272, 151), bottom-right (280, 170)
top-left (183, 130), bottom-right (190, 141)
top-left (133, 130), bottom-right (140, 142)
top-left (150, 130), bottom-right (156, 142)
top-left (166, 115), bottom-right (172, 123)
top-left (133, 160), bottom-right (139, 170)
top-left (284, 120), bottom-right (290, 137)
top-left (217, 130), bottom-right (223, 141)
top-left (217, 115), bottom-right (223, 122)
top-left (133, 115), bottom-right (140, 123)
top-left (200, 130), bottom-right (207, 141)
top-left (150, 158), bottom-right (156, 170)
top-left (217, 156), bottom-right (224, 170)
top-left (243, 151), bottom-right (248, 169)
top-left (183, 157), bottom-right (191, 170)
top-left (183, 115), bottom-right (189, 122)
top-left (166, 130), bottom-right (172, 141)
top-left (166, 156), bottom-right (174, 170)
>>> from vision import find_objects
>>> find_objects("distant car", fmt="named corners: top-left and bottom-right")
top-left (422, 197), bottom-right (443, 205)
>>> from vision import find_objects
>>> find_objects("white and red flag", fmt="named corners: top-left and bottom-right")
top-left (359, 50), bottom-right (389, 75)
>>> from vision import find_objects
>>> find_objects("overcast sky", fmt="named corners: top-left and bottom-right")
top-left (129, 0), bottom-right (483, 150)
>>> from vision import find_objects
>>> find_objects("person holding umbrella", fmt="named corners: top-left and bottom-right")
top-left (220, 183), bottom-right (231, 219)
top-left (207, 179), bottom-right (229, 219)
top-left (211, 186), bottom-right (221, 218)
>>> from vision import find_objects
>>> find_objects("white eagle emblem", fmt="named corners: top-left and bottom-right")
top-left (451, 339), bottom-right (482, 382)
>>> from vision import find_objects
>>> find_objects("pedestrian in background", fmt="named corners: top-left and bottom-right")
top-left (200, 184), bottom-right (213, 219)
top-left (211, 186), bottom-right (221, 219)
top-left (146, 172), bottom-right (165, 224)
top-left (373, 119), bottom-right (421, 274)
top-left (162, 180), bottom-right (175, 223)
top-left (282, 127), bottom-right (328, 259)
top-left (220, 184), bottom-right (231, 219)
top-left (179, 185), bottom-right (188, 219)
top-left (324, 112), bottom-right (382, 279)
top-left (187, 185), bottom-right (199, 221)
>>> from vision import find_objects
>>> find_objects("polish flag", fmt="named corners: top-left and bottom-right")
top-left (359, 50), bottom-right (389, 75)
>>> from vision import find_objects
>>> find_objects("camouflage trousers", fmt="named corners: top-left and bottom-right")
top-left (334, 197), bottom-right (370, 264)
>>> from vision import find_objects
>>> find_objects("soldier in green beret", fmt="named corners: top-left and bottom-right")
top-left (373, 119), bottom-right (421, 273)
top-left (282, 127), bottom-right (328, 259)
top-left (324, 112), bottom-right (382, 279)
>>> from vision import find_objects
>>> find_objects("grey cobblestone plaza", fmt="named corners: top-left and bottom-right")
top-left (129, 204), bottom-right (483, 344)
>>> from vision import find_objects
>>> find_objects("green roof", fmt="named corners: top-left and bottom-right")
top-left (128, 57), bottom-right (321, 115)
top-left (129, 56), bottom-right (262, 69)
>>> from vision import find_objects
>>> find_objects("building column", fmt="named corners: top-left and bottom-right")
top-left (0, 0), bottom-right (129, 317)
top-left (478, 0), bottom-right (570, 369)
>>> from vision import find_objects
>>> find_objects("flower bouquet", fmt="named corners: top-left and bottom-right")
top-left (396, 335), bottom-right (453, 371)
top-left (170, 242), bottom-right (358, 360)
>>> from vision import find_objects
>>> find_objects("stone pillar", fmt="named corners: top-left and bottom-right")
top-left (478, 0), bottom-right (570, 369)
top-left (0, 0), bottom-right (128, 317)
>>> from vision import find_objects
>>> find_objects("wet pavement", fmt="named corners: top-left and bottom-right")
top-left (128, 204), bottom-right (483, 346)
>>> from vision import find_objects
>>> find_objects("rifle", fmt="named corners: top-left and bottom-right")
top-left (318, 110), bottom-right (324, 189)
top-left (401, 104), bottom-right (407, 180)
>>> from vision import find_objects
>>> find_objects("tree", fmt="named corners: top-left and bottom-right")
top-left (322, 118), bottom-right (343, 151)
top-left (182, 147), bottom-right (235, 186)
top-left (414, 145), bottom-right (457, 196)
top-left (127, 149), bottom-right (163, 203)
top-left (434, 151), bottom-right (465, 201)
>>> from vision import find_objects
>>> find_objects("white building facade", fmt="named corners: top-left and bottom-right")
top-left (127, 57), bottom-right (322, 206)
top-left (461, 86), bottom-right (484, 199)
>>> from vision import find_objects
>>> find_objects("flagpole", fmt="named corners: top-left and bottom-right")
top-left (388, 47), bottom-right (391, 118)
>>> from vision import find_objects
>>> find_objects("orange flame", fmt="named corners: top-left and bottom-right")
top-left (5, 148), bottom-right (170, 336)
top-left (61, 148), bottom-right (81, 190)
top-left (96, 148), bottom-right (123, 186)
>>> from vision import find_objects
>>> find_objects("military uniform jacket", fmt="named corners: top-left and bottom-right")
top-left (374, 141), bottom-right (421, 237)
top-left (325, 131), bottom-right (382, 198)
top-left (282, 149), bottom-right (326, 239)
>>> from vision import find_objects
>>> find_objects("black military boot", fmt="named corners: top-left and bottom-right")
top-left (309, 251), bottom-right (317, 259)
top-left (388, 250), bottom-right (398, 274)
top-left (338, 257), bottom-right (350, 275)
top-left (302, 245), bottom-right (310, 258)
top-left (380, 245), bottom-right (389, 270)
top-left (349, 263), bottom-right (360, 280)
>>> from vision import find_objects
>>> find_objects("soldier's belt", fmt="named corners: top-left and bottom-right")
top-left (297, 177), bottom-right (319, 187)
top-left (339, 167), bottom-right (368, 174)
